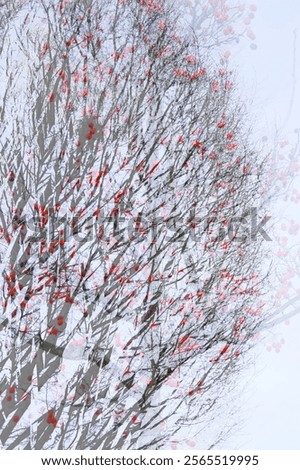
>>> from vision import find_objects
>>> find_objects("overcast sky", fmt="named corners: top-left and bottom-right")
top-left (222, 0), bottom-right (300, 450)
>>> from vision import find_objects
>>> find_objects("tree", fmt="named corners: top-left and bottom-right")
top-left (0, 0), bottom-right (270, 449)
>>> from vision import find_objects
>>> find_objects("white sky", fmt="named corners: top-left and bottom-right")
top-left (222, 0), bottom-right (300, 450)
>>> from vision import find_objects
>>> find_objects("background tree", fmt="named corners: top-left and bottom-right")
top-left (0, 0), bottom-right (271, 449)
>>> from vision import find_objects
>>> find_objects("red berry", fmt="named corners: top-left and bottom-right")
top-left (49, 327), bottom-right (59, 335)
top-left (8, 287), bottom-right (17, 297)
top-left (7, 171), bottom-right (15, 182)
top-left (46, 411), bottom-right (57, 426)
